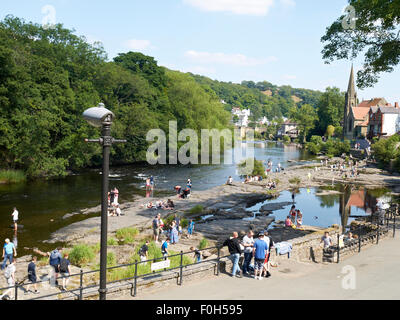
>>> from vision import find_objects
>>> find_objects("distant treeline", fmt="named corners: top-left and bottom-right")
top-left (0, 15), bottom-right (344, 179)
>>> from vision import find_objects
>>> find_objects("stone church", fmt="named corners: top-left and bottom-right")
top-left (343, 66), bottom-right (388, 140)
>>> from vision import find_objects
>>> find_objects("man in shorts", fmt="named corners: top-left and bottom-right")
top-left (11, 207), bottom-right (19, 231)
top-left (59, 253), bottom-right (71, 291)
top-left (26, 256), bottom-right (39, 294)
top-left (253, 233), bottom-right (268, 280)
top-left (2, 238), bottom-right (17, 270)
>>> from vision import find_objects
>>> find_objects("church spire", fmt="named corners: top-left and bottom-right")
top-left (347, 64), bottom-right (356, 95)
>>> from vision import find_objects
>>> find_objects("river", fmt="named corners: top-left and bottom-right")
top-left (0, 142), bottom-right (313, 254)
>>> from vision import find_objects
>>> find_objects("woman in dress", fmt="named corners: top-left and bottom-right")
top-left (170, 221), bottom-right (179, 244)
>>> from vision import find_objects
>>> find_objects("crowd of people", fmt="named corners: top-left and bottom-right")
top-left (0, 243), bottom-right (73, 299)
top-left (285, 205), bottom-right (304, 229)
top-left (223, 230), bottom-right (274, 280)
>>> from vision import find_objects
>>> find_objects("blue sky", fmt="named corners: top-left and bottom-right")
top-left (2, 0), bottom-right (399, 103)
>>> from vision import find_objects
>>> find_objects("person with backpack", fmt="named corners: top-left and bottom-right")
top-left (1, 259), bottom-right (16, 300)
top-left (2, 238), bottom-right (17, 270)
top-left (48, 247), bottom-right (62, 286)
top-left (139, 241), bottom-right (149, 262)
top-left (59, 253), bottom-right (71, 291)
top-left (25, 256), bottom-right (39, 295)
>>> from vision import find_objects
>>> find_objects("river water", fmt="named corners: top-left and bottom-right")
top-left (0, 141), bottom-right (390, 255)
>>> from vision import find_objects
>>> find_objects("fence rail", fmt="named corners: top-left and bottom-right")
top-left (1, 203), bottom-right (399, 300)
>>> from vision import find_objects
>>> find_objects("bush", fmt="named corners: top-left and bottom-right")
top-left (289, 177), bottom-right (301, 185)
top-left (238, 158), bottom-right (266, 178)
top-left (189, 205), bottom-right (204, 215)
top-left (199, 238), bottom-right (209, 250)
top-left (115, 227), bottom-right (139, 244)
top-left (69, 244), bottom-right (95, 267)
top-left (90, 243), bottom-right (101, 254)
top-left (283, 135), bottom-right (291, 143)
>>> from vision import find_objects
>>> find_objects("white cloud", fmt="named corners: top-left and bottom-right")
top-left (184, 50), bottom-right (277, 67)
top-left (124, 39), bottom-right (151, 51)
top-left (280, 0), bottom-right (295, 8)
top-left (183, 0), bottom-right (274, 16)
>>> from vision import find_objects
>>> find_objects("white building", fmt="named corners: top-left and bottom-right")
top-left (232, 108), bottom-right (251, 127)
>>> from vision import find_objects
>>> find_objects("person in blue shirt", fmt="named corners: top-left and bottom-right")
top-left (187, 220), bottom-right (195, 238)
top-left (1, 238), bottom-right (17, 270)
top-left (253, 233), bottom-right (268, 280)
top-left (161, 238), bottom-right (170, 258)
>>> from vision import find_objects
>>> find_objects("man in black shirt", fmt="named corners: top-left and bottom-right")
top-left (139, 241), bottom-right (150, 262)
top-left (223, 232), bottom-right (242, 278)
top-left (25, 256), bottom-right (39, 294)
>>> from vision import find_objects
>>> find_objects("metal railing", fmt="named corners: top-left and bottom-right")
top-left (0, 246), bottom-right (230, 300)
top-left (2, 204), bottom-right (399, 300)
top-left (335, 203), bottom-right (398, 264)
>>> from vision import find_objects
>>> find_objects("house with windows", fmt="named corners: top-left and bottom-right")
top-left (277, 120), bottom-right (299, 139)
top-left (232, 108), bottom-right (251, 127)
top-left (367, 103), bottom-right (400, 139)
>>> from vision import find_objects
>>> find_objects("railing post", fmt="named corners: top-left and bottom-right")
top-left (133, 260), bottom-right (138, 297)
top-left (14, 284), bottom-right (18, 301)
top-left (377, 224), bottom-right (380, 244)
top-left (79, 270), bottom-right (83, 300)
top-left (217, 246), bottom-right (220, 276)
top-left (394, 214), bottom-right (396, 238)
top-left (179, 251), bottom-right (183, 286)
top-left (358, 225), bottom-right (361, 253)
top-left (337, 234), bottom-right (340, 264)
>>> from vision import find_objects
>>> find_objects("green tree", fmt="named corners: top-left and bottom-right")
top-left (317, 87), bottom-right (345, 135)
top-left (321, 0), bottom-right (400, 88)
top-left (290, 104), bottom-right (318, 143)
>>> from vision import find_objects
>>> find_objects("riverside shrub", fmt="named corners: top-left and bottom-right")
top-left (69, 244), bottom-right (95, 267)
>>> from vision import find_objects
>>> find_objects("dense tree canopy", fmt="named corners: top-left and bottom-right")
top-left (321, 0), bottom-right (400, 88)
top-left (0, 16), bottom-right (230, 178)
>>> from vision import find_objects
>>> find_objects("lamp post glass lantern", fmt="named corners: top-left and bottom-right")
top-left (83, 103), bottom-right (126, 300)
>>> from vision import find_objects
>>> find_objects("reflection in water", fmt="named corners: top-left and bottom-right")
top-left (248, 184), bottom-right (391, 230)
top-left (12, 230), bottom-right (17, 249)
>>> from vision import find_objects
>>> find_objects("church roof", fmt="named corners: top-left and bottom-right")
top-left (357, 98), bottom-right (387, 108)
top-left (351, 106), bottom-right (370, 120)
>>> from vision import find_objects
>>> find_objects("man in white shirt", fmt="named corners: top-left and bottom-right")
top-left (241, 231), bottom-right (254, 275)
top-left (11, 208), bottom-right (18, 231)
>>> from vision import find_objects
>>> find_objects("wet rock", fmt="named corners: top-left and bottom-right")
top-left (259, 201), bottom-right (293, 213)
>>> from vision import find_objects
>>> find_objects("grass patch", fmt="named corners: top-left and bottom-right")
top-left (0, 170), bottom-right (26, 184)
top-left (90, 243), bottom-right (101, 254)
top-left (107, 238), bottom-right (119, 246)
top-left (189, 205), bottom-right (204, 215)
top-left (69, 244), bottom-right (95, 267)
top-left (289, 177), bottom-right (301, 185)
top-left (199, 238), bottom-right (209, 250)
top-left (37, 256), bottom-right (49, 267)
top-left (107, 241), bottom-right (194, 282)
top-left (115, 227), bottom-right (139, 244)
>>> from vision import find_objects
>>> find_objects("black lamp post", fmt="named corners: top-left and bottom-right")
top-left (83, 103), bottom-right (126, 300)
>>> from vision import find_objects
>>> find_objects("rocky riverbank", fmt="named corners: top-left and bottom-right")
top-left (44, 158), bottom-right (400, 247)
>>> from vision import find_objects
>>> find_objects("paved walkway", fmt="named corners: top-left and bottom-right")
top-left (133, 234), bottom-right (400, 300)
